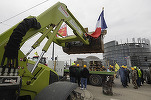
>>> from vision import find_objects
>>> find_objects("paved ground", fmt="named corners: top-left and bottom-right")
top-left (75, 88), bottom-right (93, 100)
top-left (86, 78), bottom-right (151, 100)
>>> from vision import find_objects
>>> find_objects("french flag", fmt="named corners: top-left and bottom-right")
top-left (90, 9), bottom-right (107, 38)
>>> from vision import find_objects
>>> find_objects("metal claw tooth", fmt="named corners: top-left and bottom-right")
top-left (5, 68), bottom-right (9, 73)
top-left (0, 67), bottom-right (2, 72)
top-left (3, 73), bottom-right (7, 76)
top-left (9, 73), bottom-right (13, 76)
top-left (14, 73), bottom-right (18, 76)
top-left (11, 69), bottom-right (14, 73)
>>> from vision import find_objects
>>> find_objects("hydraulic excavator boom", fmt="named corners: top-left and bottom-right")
top-left (0, 2), bottom-right (107, 100)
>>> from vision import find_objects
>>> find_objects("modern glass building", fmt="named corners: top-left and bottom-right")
top-left (103, 38), bottom-right (151, 68)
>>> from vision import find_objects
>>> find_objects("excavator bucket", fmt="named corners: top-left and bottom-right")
top-left (63, 30), bottom-right (106, 54)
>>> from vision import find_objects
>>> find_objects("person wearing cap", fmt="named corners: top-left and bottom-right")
top-left (125, 66), bottom-right (130, 86)
top-left (69, 62), bottom-right (76, 83)
top-left (110, 66), bottom-right (115, 71)
top-left (119, 65), bottom-right (127, 88)
top-left (102, 66), bottom-right (107, 71)
top-left (140, 67), bottom-right (144, 85)
top-left (80, 65), bottom-right (89, 90)
top-left (131, 67), bottom-right (138, 89)
top-left (109, 65), bottom-right (112, 71)
top-left (75, 64), bottom-right (81, 87)
top-left (135, 67), bottom-right (142, 87)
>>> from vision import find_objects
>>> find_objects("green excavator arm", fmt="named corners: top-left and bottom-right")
top-left (0, 2), bottom-right (107, 100)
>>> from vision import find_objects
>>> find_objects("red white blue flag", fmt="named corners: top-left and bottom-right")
top-left (90, 9), bottom-right (107, 38)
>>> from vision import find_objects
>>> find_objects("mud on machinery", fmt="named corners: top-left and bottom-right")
top-left (0, 2), bottom-right (108, 100)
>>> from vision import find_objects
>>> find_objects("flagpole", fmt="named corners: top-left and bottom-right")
top-left (51, 42), bottom-right (54, 61)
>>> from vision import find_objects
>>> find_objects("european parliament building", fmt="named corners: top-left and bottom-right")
top-left (103, 38), bottom-right (151, 68)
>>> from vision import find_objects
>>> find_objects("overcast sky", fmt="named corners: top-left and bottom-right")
top-left (0, 0), bottom-right (151, 63)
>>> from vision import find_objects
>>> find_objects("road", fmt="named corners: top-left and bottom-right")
top-left (86, 78), bottom-right (151, 100)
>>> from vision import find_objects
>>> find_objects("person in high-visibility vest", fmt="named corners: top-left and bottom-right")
top-left (134, 66), bottom-right (142, 87)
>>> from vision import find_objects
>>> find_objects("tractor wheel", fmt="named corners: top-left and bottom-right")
top-left (146, 73), bottom-right (151, 84)
top-left (34, 81), bottom-right (78, 100)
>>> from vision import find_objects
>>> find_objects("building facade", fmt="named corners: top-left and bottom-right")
top-left (103, 38), bottom-right (151, 68)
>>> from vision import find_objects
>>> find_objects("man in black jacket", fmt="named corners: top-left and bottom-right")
top-left (80, 65), bottom-right (89, 90)
top-left (69, 63), bottom-right (76, 83)
top-left (75, 64), bottom-right (81, 87)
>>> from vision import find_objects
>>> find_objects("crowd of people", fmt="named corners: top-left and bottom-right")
top-left (69, 63), bottom-right (145, 90)
top-left (119, 65), bottom-right (144, 89)
top-left (69, 63), bottom-right (89, 90)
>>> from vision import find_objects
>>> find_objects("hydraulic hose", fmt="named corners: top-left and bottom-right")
top-left (1, 18), bottom-right (41, 75)
top-left (4, 18), bottom-right (41, 59)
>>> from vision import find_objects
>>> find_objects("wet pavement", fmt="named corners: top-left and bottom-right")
top-left (86, 78), bottom-right (151, 100)
top-left (66, 75), bottom-right (151, 100)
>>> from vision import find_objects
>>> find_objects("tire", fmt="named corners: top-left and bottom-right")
top-left (34, 81), bottom-right (78, 100)
top-left (18, 95), bottom-right (31, 100)
top-left (146, 73), bottom-right (151, 84)
top-left (144, 70), bottom-right (151, 84)
top-left (89, 75), bottom-right (102, 86)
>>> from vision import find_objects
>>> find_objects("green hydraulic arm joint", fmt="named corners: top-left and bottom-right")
top-left (65, 21), bottom-right (89, 45)
top-left (65, 9), bottom-right (89, 45)
top-left (42, 20), bottom-right (63, 52)
top-left (24, 25), bottom-right (54, 58)
top-left (56, 35), bottom-right (79, 43)
top-left (31, 20), bottom-right (63, 74)
top-left (56, 32), bottom-right (63, 37)
top-left (32, 25), bottom-right (54, 49)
